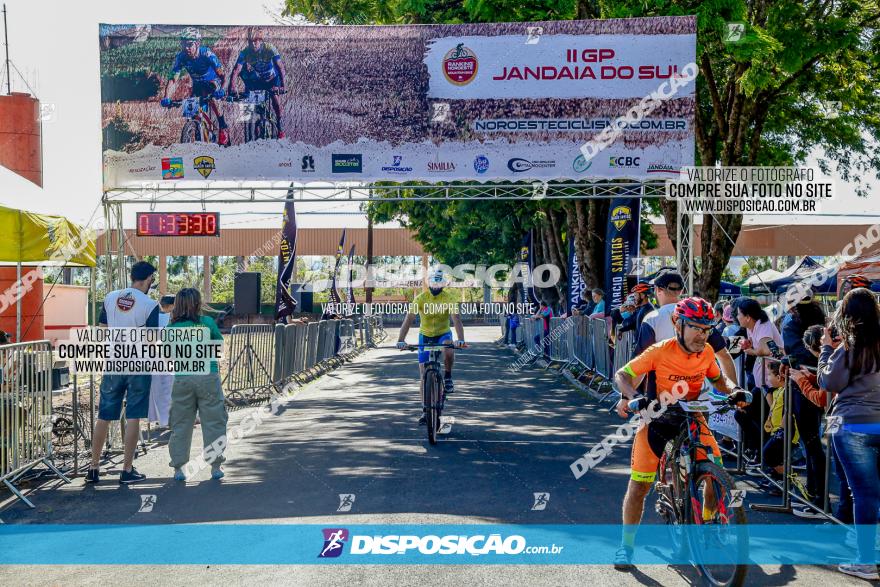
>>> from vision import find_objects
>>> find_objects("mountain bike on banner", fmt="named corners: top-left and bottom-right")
top-left (611, 297), bottom-right (752, 586)
top-left (226, 26), bottom-right (287, 141)
top-left (396, 269), bottom-right (466, 441)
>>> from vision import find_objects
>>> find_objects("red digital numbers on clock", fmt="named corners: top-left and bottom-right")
top-left (135, 213), bottom-right (220, 237)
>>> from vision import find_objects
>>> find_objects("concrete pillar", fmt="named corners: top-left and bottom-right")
top-left (159, 256), bottom-right (168, 295)
top-left (203, 255), bottom-right (212, 303)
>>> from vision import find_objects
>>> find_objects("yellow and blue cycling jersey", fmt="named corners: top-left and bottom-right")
top-left (411, 289), bottom-right (459, 337)
top-left (171, 46), bottom-right (223, 82)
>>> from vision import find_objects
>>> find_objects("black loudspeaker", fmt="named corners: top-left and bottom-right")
top-left (290, 283), bottom-right (313, 313)
top-left (234, 272), bottom-right (261, 315)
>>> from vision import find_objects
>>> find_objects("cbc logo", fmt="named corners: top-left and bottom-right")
top-left (609, 156), bottom-right (641, 168)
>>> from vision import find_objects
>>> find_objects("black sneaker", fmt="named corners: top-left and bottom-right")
top-left (418, 414), bottom-right (427, 425)
top-left (119, 467), bottom-right (147, 485)
top-left (84, 468), bottom-right (100, 484)
top-left (614, 546), bottom-right (634, 570)
top-left (444, 377), bottom-right (454, 394)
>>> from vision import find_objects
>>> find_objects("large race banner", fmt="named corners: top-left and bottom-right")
top-left (99, 19), bottom-right (695, 186)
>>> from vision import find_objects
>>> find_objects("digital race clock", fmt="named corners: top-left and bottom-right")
top-left (136, 212), bottom-right (220, 237)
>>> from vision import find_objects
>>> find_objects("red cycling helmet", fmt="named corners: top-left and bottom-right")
top-left (631, 282), bottom-right (652, 294)
top-left (674, 296), bottom-right (715, 326)
top-left (845, 273), bottom-right (872, 289)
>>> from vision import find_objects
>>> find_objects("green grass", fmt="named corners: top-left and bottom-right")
top-left (101, 36), bottom-right (221, 77)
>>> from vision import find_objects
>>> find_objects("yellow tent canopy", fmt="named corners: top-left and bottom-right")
top-left (0, 205), bottom-right (96, 267)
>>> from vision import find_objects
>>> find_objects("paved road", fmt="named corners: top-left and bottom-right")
top-left (0, 327), bottom-right (867, 585)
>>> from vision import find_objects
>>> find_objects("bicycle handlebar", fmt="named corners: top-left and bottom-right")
top-left (226, 89), bottom-right (287, 102)
top-left (397, 342), bottom-right (468, 351)
top-left (625, 390), bottom-right (752, 413)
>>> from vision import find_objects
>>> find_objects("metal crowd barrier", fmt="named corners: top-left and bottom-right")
top-left (338, 319), bottom-right (357, 356)
top-left (223, 324), bottom-right (278, 402)
top-left (522, 317), bottom-right (541, 356)
top-left (223, 319), bottom-right (370, 405)
top-left (547, 317), bottom-right (567, 363)
top-left (612, 329), bottom-right (636, 375)
top-left (749, 356), bottom-right (840, 524)
top-left (1, 341), bottom-right (71, 507)
top-left (305, 322), bottom-right (321, 372)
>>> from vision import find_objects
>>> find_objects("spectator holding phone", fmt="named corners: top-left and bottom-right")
top-left (818, 288), bottom-right (880, 580)
top-left (791, 324), bottom-right (855, 523)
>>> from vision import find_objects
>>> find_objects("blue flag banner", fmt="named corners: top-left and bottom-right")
top-left (603, 197), bottom-right (641, 312)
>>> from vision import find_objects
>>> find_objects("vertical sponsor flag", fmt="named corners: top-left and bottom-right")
top-left (525, 230), bottom-right (541, 307)
top-left (603, 195), bottom-right (641, 312)
top-left (346, 244), bottom-right (356, 309)
top-left (328, 229), bottom-right (346, 306)
top-left (273, 190), bottom-right (298, 321)
top-left (568, 238), bottom-right (585, 314)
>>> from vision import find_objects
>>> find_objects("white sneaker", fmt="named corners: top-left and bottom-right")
top-left (838, 564), bottom-right (879, 580)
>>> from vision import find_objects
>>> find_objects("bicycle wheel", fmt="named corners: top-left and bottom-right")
top-left (51, 415), bottom-right (75, 446)
top-left (684, 461), bottom-right (748, 587)
top-left (656, 432), bottom-right (689, 558)
top-left (423, 368), bottom-right (443, 445)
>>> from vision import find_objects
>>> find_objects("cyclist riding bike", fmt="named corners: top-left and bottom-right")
top-left (396, 268), bottom-right (466, 425)
top-left (226, 27), bottom-right (288, 139)
top-left (161, 27), bottom-right (230, 146)
top-left (611, 297), bottom-right (751, 570)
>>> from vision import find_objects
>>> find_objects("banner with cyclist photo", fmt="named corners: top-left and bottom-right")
top-left (99, 19), bottom-right (695, 187)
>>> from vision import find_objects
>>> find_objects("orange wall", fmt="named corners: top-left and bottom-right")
top-left (0, 266), bottom-right (44, 342)
top-left (0, 93), bottom-right (42, 186)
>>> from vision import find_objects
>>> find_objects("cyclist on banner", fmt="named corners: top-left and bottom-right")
top-left (611, 297), bottom-right (752, 570)
top-left (161, 27), bottom-right (230, 146)
top-left (396, 268), bottom-right (466, 424)
top-left (226, 27), bottom-right (288, 139)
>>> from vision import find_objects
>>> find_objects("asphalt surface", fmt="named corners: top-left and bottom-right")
top-left (0, 327), bottom-right (871, 585)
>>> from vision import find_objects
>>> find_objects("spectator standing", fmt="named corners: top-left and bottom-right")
top-left (618, 282), bottom-right (654, 334)
top-left (589, 288), bottom-right (606, 317)
top-left (791, 325), bottom-right (854, 524)
top-left (780, 286), bottom-right (828, 517)
top-left (86, 261), bottom-right (160, 485)
top-left (721, 303), bottom-right (741, 338)
top-left (819, 288), bottom-right (880, 580)
top-left (148, 295), bottom-right (176, 428)
top-left (167, 288), bottom-right (229, 481)
top-left (735, 298), bottom-right (784, 460)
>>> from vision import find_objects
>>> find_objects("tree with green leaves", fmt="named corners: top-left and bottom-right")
top-left (284, 0), bottom-right (880, 300)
